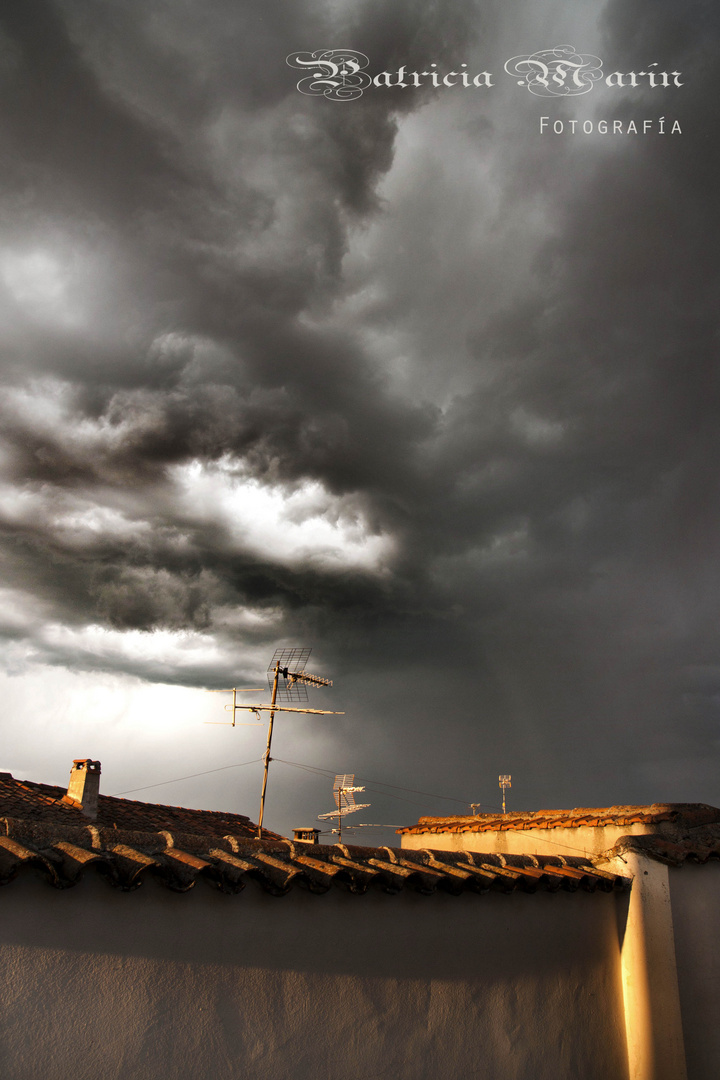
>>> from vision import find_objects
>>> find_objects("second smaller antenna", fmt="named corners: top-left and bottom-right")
top-left (499, 774), bottom-right (512, 814)
top-left (318, 773), bottom-right (370, 843)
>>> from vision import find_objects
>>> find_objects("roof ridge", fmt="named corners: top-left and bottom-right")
top-left (0, 773), bottom-right (274, 839)
top-left (0, 829), bottom-right (631, 896)
top-left (97, 792), bottom-right (252, 820)
top-left (399, 802), bottom-right (720, 835)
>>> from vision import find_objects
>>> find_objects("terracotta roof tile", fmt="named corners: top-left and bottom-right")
top-left (397, 803), bottom-right (720, 835)
top-left (600, 827), bottom-right (720, 867)
top-left (0, 772), bottom-right (282, 841)
top-left (0, 818), bottom-right (630, 898)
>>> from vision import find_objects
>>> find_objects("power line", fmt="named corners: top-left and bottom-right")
top-left (109, 754), bottom-right (597, 861)
top-left (272, 757), bottom-right (477, 808)
top-left (287, 762), bottom-right (596, 855)
top-left (110, 753), bottom-right (505, 817)
top-left (273, 761), bottom-right (600, 857)
top-left (360, 774), bottom-right (476, 806)
top-left (110, 757), bottom-right (262, 797)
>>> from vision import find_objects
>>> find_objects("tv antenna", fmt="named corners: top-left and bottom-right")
top-left (499, 774), bottom-right (511, 814)
top-left (317, 773), bottom-right (370, 843)
top-left (205, 687), bottom-right (266, 726)
top-left (209, 647), bottom-right (344, 837)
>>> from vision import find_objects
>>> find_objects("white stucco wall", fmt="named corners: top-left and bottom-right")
top-left (669, 861), bottom-right (720, 1080)
top-left (0, 871), bottom-right (629, 1080)
top-left (599, 853), bottom-right (687, 1080)
top-left (401, 823), bottom-right (658, 858)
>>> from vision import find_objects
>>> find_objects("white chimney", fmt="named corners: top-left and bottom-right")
top-left (293, 827), bottom-right (320, 845)
top-left (66, 759), bottom-right (101, 819)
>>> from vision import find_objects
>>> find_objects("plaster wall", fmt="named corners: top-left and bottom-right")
top-left (401, 823), bottom-right (657, 858)
top-left (0, 871), bottom-right (629, 1080)
top-left (599, 853), bottom-right (687, 1080)
top-left (669, 861), bottom-right (720, 1080)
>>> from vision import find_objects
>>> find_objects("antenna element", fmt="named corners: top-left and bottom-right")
top-left (318, 773), bottom-right (370, 843)
top-left (208, 647), bottom-right (343, 838)
top-left (499, 774), bottom-right (512, 814)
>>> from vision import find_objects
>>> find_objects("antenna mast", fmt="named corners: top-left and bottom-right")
top-left (499, 774), bottom-right (511, 814)
top-left (318, 773), bottom-right (370, 843)
top-left (209, 647), bottom-right (343, 838)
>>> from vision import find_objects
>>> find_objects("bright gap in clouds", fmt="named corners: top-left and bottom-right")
top-left (38, 623), bottom-right (225, 669)
top-left (0, 578), bottom-right (283, 686)
top-left (0, 381), bottom-right (394, 575)
top-left (0, 664), bottom-right (267, 810)
top-left (0, 249), bottom-right (85, 328)
top-left (172, 458), bottom-right (395, 572)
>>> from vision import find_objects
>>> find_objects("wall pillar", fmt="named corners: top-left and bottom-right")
top-left (606, 852), bottom-right (687, 1080)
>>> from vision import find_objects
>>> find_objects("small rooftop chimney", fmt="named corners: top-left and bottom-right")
top-left (66, 759), bottom-right (101, 820)
top-left (293, 827), bottom-right (320, 845)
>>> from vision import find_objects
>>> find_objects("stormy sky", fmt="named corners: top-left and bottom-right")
top-left (1, 0), bottom-right (719, 842)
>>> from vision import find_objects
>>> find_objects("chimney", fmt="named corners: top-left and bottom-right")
top-left (66, 759), bottom-right (101, 819)
top-left (293, 827), bottom-right (320, 845)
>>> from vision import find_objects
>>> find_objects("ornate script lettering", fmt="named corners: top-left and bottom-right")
top-left (286, 50), bottom-right (372, 100)
top-left (504, 45), bottom-right (603, 97)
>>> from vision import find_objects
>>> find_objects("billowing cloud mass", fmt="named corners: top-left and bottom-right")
top-left (1, 0), bottom-right (719, 838)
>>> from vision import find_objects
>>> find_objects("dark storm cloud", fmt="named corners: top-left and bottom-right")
top-left (0, 0), bottom-right (466, 469)
top-left (1, 0), bottom-right (720, 821)
top-left (0, 0), bottom-right (193, 223)
top-left (391, 0), bottom-right (720, 807)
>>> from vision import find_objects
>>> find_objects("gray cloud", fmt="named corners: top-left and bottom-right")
top-left (1, 0), bottom-right (719, 834)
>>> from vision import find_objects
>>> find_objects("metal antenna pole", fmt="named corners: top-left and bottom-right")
top-left (257, 660), bottom-right (281, 838)
top-left (499, 775), bottom-right (511, 814)
top-left (208, 648), bottom-right (343, 837)
top-left (318, 775), bottom-right (370, 838)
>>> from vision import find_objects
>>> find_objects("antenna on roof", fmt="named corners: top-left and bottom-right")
top-left (317, 773), bottom-right (370, 843)
top-left (209, 647), bottom-right (343, 838)
top-left (499, 775), bottom-right (512, 814)
top-left (205, 688), bottom-right (266, 726)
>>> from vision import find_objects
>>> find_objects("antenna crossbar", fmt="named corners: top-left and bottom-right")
top-left (318, 805), bottom-right (371, 820)
top-left (233, 704), bottom-right (344, 716)
top-left (209, 647), bottom-right (338, 838)
top-left (318, 773), bottom-right (370, 841)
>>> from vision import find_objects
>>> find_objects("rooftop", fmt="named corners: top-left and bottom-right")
top-left (0, 762), bottom-right (629, 898)
top-left (601, 829), bottom-right (720, 867)
top-left (397, 803), bottom-right (720, 835)
top-left (0, 770), bottom-right (283, 841)
top-left (0, 817), bottom-right (629, 897)
top-left (5, 765), bottom-right (713, 895)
